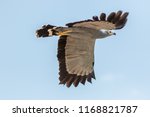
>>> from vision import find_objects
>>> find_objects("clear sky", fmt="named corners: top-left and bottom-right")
top-left (0, 0), bottom-right (150, 99)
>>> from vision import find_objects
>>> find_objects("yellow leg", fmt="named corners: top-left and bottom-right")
top-left (57, 30), bottom-right (72, 36)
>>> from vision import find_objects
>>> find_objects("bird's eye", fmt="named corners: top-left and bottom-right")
top-left (108, 31), bottom-right (111, 33)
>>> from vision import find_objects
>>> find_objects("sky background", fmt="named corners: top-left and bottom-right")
top-left (0, 0), bottom-right (150, 99)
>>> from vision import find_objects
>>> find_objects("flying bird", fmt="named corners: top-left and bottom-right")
top-left (36, 10), bottom-right (129, 87)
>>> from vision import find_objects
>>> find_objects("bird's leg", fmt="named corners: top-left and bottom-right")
top-left (54, 27), bottom-right (73, 36)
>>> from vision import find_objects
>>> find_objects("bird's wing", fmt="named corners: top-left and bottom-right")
top-left (57, 35), bottom-right (96, 87)
top-left (66, 11), bottom-right (129, 30)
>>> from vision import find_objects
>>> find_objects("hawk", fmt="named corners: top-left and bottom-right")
top-left (36, 10), bottom-right (129, 87)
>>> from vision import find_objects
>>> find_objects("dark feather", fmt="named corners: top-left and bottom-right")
top-left (59, 76), bottom-right (68, 85)
top-left (42, 24), bottom-right (55, 29)
top-left (115, 12), bottom-right (129, 29)
top-left (112, 10), bottom-right (123, 23)
top-left (80, 76), bottom-right (87, 85)
top-left (66, 76), bottom-right (75, 88)
top-left (36, 25), bottom-right (57, 37)
top-left (87, 74), bottom-right (92, 83)
top-left (92, 16), bottom-right (99, 21)
top-left (59, 76), bottom-right (64, 81)
top-left (66, 19), bottom-right (93, 27)
top-left (107, 12), bottom-right (116, 22)
top-left (119, 12), bottom-right (129, 21)
top-left (115, 19), bottom-right (127, 29)
top-left (91, 71), bottom-right (96, 79)
top-left (36, 28), bottom-right (49, 37)
top-left (73, 77), bottom-right (81, 87)
top-left (100, 13), bottom-right (106, 21)
top-left (59, 70), bottom-right (67, 80)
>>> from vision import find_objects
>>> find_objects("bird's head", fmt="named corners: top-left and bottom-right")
top-left (105, 30), bottom-right (116, 36)
top-left (99, 29), bottom-right (116, 38)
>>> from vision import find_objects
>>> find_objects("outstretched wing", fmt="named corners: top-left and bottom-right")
top-left (57, 35), bottom-right (96, 88)
top-left (66, 11), bottom-right (129, 30)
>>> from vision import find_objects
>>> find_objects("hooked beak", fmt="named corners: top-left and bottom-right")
top-left (113, 32), bottom-right (116, 35)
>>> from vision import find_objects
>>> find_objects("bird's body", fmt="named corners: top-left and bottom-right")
top-left (36, 10), bottom-right (129, 87)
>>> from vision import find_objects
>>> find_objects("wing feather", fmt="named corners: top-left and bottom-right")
top-left (107, 12), bottom-right (116, 22)
top-left (57, 36), bottom-right (96, 87)
top-left (112, 10), bottom-right (123, 23)
top-left (100, 13), bottom-right (106, 21)
top-left (66, 11), bottom-right (129, 30)
top-left (65, 35), bottom-right (95, 76)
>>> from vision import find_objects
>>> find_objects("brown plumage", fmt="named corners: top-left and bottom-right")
top-left (57, 36), bottom-right (96, 87)
top-left (66, 11), bottom-right (129, 30)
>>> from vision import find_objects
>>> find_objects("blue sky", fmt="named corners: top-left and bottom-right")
top-left (0, 0), bottom-right (150, 99)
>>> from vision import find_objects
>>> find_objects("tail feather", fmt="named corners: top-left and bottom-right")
top-left (36, 24), bottom-right (57, 37)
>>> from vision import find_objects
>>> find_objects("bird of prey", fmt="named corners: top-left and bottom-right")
top-left (36, 10), bottom-right (129, 88)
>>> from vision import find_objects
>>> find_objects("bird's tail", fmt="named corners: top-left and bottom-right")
top-left (36, 25), bottom-right (58, 38)
top-left (36, 25), bottom-right (73, 38)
